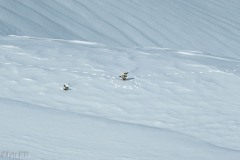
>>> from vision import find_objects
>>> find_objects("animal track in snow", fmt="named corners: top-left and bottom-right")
top-left (109, 76), bottom-right (140, 90)
top-left (71, 70), bottom-right (79, 73)
top-left (23, 78), bottom-right (34, 81)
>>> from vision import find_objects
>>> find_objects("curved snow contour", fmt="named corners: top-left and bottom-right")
top-left (1, 97), bottom-right (240, 160)
top-left (1, 0), bottom-right (240, 58)
top-left (1, 36), bottom-right (240, 151)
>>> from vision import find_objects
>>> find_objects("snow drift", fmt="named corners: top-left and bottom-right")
top-left (1, 35), bottom-right (240, 159)
top-left (1, 0), bottom-right (240, 58)
top-left (1, 0), bottom-right (240, 159)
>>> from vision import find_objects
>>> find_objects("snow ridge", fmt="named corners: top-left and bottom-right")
top-left (1, 0), bottom-right (240, 159)
top-left (1, 0), bottom-right (240, 58)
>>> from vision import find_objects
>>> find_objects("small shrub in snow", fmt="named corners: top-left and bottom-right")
top-left (119, 72), bottom-right (128, 80)
top-left (63, 84), bottom-right (70, 91)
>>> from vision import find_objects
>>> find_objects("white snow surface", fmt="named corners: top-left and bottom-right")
top-left (1, 0), bottom-right (240, 58)
top-left (1, 0), bottom-right (240, 160)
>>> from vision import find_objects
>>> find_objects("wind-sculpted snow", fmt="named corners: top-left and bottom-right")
top-left (1, 36), bottom-right (240, 159)
top-left (1, 97), bottom-right (240, 160)
top-left (1, 0), bottom-right (240, 58)
top-left (1, 1), bottom-right (240, 159)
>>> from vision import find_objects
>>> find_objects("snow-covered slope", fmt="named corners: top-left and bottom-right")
top-left (1, 96), bottom-right (240, 160)
top-left (1, 0), bottom-right (240, 58)
top-left (1, 0), bottom-right (240, 159)
top-left (1, 36), bottom-right (240, 159)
